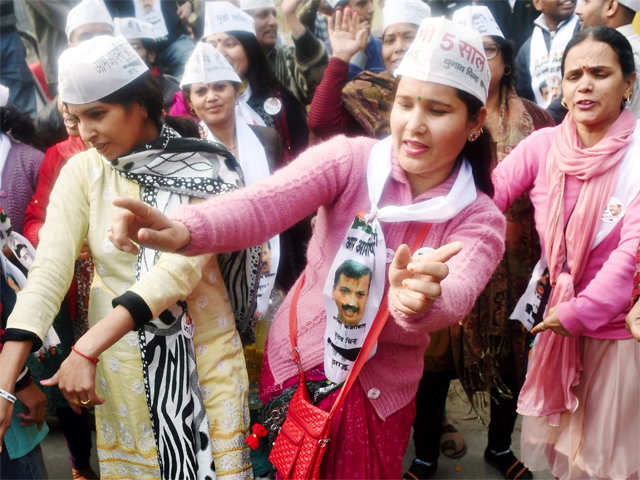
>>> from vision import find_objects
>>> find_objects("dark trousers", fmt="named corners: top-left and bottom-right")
top-left (413, 369), bottom-right (521, 462)
top-left (57, 406), bottom-right (93, 470)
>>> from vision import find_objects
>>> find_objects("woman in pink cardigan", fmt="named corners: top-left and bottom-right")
top-left (104, 18), bottom-right (505, 478)
top-left (492, 27), bottom-right (640, 479)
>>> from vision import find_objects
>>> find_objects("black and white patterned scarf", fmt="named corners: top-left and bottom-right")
top-left (111, 125), bottom-right (260, 480)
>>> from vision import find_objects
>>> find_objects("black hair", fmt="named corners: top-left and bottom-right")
top-left (491, 35), bottom-right (515, 104)
top-left (34, 100), bottom-right (68, 150)
top-left (333, 260), bottom-right (372, 289)
top-left (455, 89), bottom-right (494, 197)
top-left (561, 26), bottom-right (635, 79)
top-left (0, 105), bottom-right (44, 151)
top-left (97, 70), bottom-right (197, 137)
top-left (227, 30), bottom-right (285, 99)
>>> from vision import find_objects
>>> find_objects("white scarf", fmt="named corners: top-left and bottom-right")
top-left (529, 14), bottom-right (578, 108)
top-left (511, 121), bottom-right (640, 331)
top-left (237, 85), bottom-right (266, 127)
top-left (201, 117), bottom-right (280, 316)
top-left (322, 136), bottom-right (477, 383)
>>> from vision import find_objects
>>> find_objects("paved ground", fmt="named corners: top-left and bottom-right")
top-left (40, 380), bottom-right (552, 479)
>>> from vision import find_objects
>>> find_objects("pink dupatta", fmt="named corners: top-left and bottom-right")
top-left (517, 109), bottom-right (636, 425)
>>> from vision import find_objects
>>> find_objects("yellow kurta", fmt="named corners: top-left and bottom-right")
top-left (8, 149), bottom-right (251, 479)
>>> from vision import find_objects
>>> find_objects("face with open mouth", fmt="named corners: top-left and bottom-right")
top-left (561, 37), bottom-right (635, 140)
top-left (251, 7), bottom-right (278, 49)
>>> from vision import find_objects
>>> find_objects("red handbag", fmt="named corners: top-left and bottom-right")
top-left (269, 223), bottom-right (432, 479)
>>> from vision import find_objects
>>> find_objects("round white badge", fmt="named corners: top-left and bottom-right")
top-left (263, 97), bottom-right (282, 116)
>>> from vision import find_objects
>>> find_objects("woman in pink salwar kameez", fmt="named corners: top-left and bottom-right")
top-left (493, 26), bottom-right (640, 480)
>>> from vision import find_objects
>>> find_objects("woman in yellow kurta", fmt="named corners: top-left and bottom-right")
top-left (0, 36), bottom-right (257, 479)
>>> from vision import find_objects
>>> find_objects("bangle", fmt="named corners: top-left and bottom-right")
top-left (71, 346), bottom-right (99, 365)
top-left (0, 388), bottom-right (16, 404)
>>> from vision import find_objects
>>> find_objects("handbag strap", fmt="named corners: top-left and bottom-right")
top-left (289, 222), bottom-right (433, 414)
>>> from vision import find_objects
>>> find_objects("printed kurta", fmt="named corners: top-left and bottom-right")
top-left (7, 149), bottom-right (251, 479)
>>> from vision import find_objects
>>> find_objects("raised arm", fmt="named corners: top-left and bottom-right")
top-left (492, 129), bottom-right (548, 212)
top-left (110, 135), bottom-right (363, 255)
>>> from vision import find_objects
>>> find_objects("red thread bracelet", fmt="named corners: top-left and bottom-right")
top-left (71, 346), bottom-right (99, 364)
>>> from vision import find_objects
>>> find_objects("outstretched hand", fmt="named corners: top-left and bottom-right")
top-left (530, 306), bottom-right (572, 336)
top-left (388, 242), bottom-right (463, 316)
top-left (109, 197), bottom-right (191, 254)
top-left (328, 7), bottom-right (368, 63)
top-left (41, 350), bottom-right (104, 415)
top-left (626, 297), bottom-right (640, 342)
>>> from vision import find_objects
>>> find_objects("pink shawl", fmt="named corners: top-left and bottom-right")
top-left (517, 109), bottom-right (636, 425)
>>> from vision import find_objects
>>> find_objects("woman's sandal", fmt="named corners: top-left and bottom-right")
top-left (484, 448), bottom-right (533, 480)
top-left (439, 422), bottom-right (467, 459)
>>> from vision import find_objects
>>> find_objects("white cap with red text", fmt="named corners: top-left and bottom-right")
top-left (65, 0), bottom-right (114, 41)
top-left (58, 35), bottom-right (148, 105)
top-left (395, 17), bottom-right (491, 104)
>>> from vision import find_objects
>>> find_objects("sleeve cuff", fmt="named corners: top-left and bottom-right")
top-left (112, 291), bottom-right (153, 331)
top-left (293, 28), bottom-right (322, 63)
top-left (2, 329), bottom-right (42, 352)
top-left (169, 206), bottom-right (213, 256)
top-left (15, 369), bottom-right (32, 392)
top-left (557, 301), bottom-right (583, 337)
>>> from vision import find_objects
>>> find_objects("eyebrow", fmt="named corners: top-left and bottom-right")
top-left (397, 95), bottom-right (453, 107)
top-left (565, 65), bottom-right (613, 75)
top-left (76, 105), bottom-right (106, 115)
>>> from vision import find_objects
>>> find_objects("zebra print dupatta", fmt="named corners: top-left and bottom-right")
top-left (111, 125), bottom-right (260, 479)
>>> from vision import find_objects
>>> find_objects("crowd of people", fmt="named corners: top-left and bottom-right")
top-left (0, 0), bottom-right (639, 479)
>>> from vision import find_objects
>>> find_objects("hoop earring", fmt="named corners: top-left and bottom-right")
top-left (503, 65), bottom-right (512, 76)
top-left (561, 99), bottom-right (568, 109)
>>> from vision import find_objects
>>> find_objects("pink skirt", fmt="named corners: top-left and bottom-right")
top-left (521, 337), bottom-right (640, 479)
top-left (262, 357), bottom-right (416, 479)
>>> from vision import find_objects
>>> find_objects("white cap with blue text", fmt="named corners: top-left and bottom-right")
top-left (382, 0), bottom-right (431, 32)
top-left (451, 5), bottom-right (504, 38)
top-left (181, 41), bottom-right (241, 87)
top-left (58, 35), bottom-right (148, 105)
top-left (114, 17), bottom-right (156, 40)
top-left (203, 1), bottom-right (256, 38)
top-left (395, 17), bottom-right (491, 104)
top-left (65, 0), bottom-right (114, 41)
top-left (239, 0), bottom-right (276, 10)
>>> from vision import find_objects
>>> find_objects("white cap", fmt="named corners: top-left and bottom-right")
top-left (382, 0), bottom-right (431, 32)
top-left (395, 17), bottom-right (491, 104)
top-left (203, 1), bottom-right (256, 38)
top-left (65, 0), bottom-right (114, 41)
top-left (0, 84), bottom-right (8, 107)
top-left (114, 17), bottom-right (156, 40)
top-left (58, 35), bottom-right (149, 105)
top-left (239, 0), bottom-right (275, 10)
top-left (181, 41), bottom-right (241, 87)
top-left (452, 5), bottom-right (504, 38)
top-left (618, 0), bottom-right (640, 10)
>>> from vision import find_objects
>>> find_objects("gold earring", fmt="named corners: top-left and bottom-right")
top-left (561, 98), bottom-right (568, 109)
top-left (625, 91), bottom-right (632, 103)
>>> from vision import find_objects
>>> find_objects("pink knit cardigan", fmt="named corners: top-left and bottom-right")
top-left (493, 126), bottom-right (640, 339)
top-left (173, 136), bottom-right (506, 419)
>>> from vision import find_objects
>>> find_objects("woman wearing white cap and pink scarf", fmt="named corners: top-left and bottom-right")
top-left (493, 26), bottom-right (640, 479)
top-left (107, 18), bottom-right (506, 478)
top-left (0, 36), bottom-right (257, 479)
